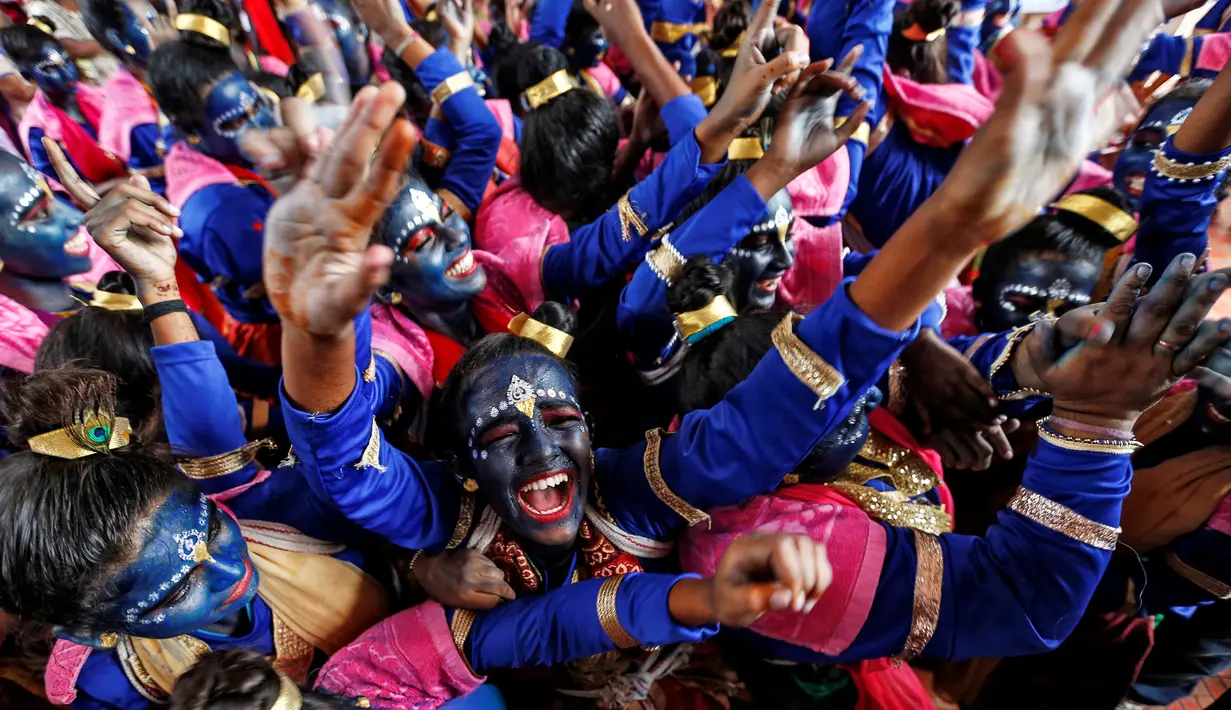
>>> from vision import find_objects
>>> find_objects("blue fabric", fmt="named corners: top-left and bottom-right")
top-left (128, 122), bottom-right (165, 195)
top-left (1132, 139), bottom-right (1231, 285)
top-left (1197, 0), bottom-right (1231, 32)
top-left (178, 182), bottom-right (278, 324)
top-left (27, 124), bottom-right (86, 185)
top-left (462, 573), bottom-right (718, 670)
top-left (946, 327), bottom-right (1048, 416)
top-left (851, 124), bottom-right (962, 248)
top-left (1129, 34), bottom-right (1192, 82)
top-left (441, 685), bottom-right (507, 708)
top-left (947, 0), bottom-right (985, 85)
top-left (661, 93), bottom-right (707, 147)
top-left (646, 0), bottom-right (705, 77)
top-left (541, 127), bottom-right (725, 303)
top-left (730, 436), bottom-right (1133, 663)
top-left (529, 0), bottom-right (572, 48)
top-left (188, 312), bottom-right (281, 401)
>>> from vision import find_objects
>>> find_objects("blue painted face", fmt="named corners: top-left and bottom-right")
top-left (975, 250), bottom-right (1100, 331)
top-left (102, 0), bottom-right (156, 67)
top-left (376, 179), bottom-right (487, 310)
top-left (29, 42), bottom-right (79, 104)
top-left (723, 189), bottom-right (795, 310)
top-left (460, 355), bottom-right (591, 551)
top-left (565, 24), bottom-right (608, 71)
top-left (90, 489), bottom-right (257, 638)
top-left (196, 72), bottom-right (279, 165)
top-left (1114, 94), bottom-right (1197, 208)
top-left (315, 0), bottom-right (370, 87)
top-left (0, 154), bottom-right (90, 278)
top-left (799, 387), bottom-right (882, 481)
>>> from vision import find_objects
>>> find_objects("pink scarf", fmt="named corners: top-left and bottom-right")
top-left (882, 69), bottom-right (994, 148)
top-left (473, 179), bottom-right (570, 311)
top-left (20, 85), bottom-right (128, 183)
top-left (778, 149), bottom-right (850, 312)
top-left (164, 141), bottom-right (241, 209)
top-left (370, 303), bottom-right (436, 400)
top-left (0, 293), bottom-right (48, 373)
top-left (99, 68), bottom-right (159, 162)
top-left (1199, 32), bottom-right (1231, 74)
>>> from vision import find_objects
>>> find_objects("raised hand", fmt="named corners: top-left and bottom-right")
top-left (352, 0), bottom-right (412, 44)
top-left (412, 549), bottom-right (516, 610)
top-left (42, 137), bottom-right (181, 292)
top-left (262, 82), bottom-right (415, 337)
top-left (900, 328), bottom-right (998, 434)
top-left (581, 0), bottom-right (647, 50)
top-left (441, 0), bottom-right (476, 60)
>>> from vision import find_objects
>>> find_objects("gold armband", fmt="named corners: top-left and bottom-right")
top-left (644, 429), bottom-right (710, 526)
top-left (179, 438), bottom-right (275, 480)
top-left (771, 314), bottom-right (845, 406)
top-left (597, 575), bottom-right (641, 648)
top-left (431, 72), bottom-right (475, 106)
top-left (1153, 151), bottom-right (1231, 182)
top-left (1008, 487), bottom-right (1121, 551)
top-left (645, 236), bottom-right (686, 285)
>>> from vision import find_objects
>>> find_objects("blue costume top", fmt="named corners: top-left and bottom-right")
top-left (27, 120), bottom-right (94, 186)
top-left (641, 0), bottom-right (705, 78)
top-left (124, 123), bottom-right (166, 196)
top-left (1197, 0), bottom-right (1231, 34)
top-left (528, 0), bottom-right (571, 48)
top-left (1132, 139), bottom-right (1231, 286)
top-left (1129, 31), bottom-right (1231, 83)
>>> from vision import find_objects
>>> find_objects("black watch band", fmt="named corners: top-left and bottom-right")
top-left (141, 299), bottom-right (190, 325)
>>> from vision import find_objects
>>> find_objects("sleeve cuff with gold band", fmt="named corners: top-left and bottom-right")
top-left (645, 235), bottom-right (687, 284)
top-left (1036, 419), bottom-right (1141, 456)
top-left (179, 438), bottom-right (277, 480)
top-left (675, 295), bottom-right (737, 344)
top-left (508, 312), bottom-right (574, 358)
top-left (1007, 486), bottom-right (1122, 550)
top-left (521, 69), bottom-right (579, 111)
top-left (1051, 193), bottom-right (1137, 243)
top-left (644, 429), bottom-right (710, 526)
top-left (835, 116), bottom-right (871, 146)
top-left (1152, 142), bottom-right (1231, 183)
top-left (772, 313), bottom-right (846, 407)
top-left (431, 72), bottom-right (476, 106)
top-left (690, 75), bottom-right (718, 108)
top-left (174, 13), bottom-right (232, 46)
top-left (973, 321), bottom-right (1050, 401)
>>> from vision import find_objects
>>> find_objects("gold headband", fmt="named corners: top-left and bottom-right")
top-left (27, 18), bottom-right (53, 36)
top-left (508, 312), bottom-right (575, 358)
top-left (175, 14), bottom-right (232, 46)
top-left (691, 75), bottom-right (717, 107)
top-left (89, 290), bottom-right (143, 311)
top-left (295, 72), bottom-right (325, 103)
top-left (522, 70), bottom-right (577, 111)
top-left (28, 411), bottom-right (132, 460)
top-left (901, 24), bottom-right (946, 42)
top-left (1051, 194), bottom-right (1138, 243)
top-left (718, 30), bottom-right (743, 58)
top-left (676, 295), bottom-right (738, 343)
top-left (269, 671), bottom-right (303, 710)
top-left (727, 136), bottom-right (765, 161)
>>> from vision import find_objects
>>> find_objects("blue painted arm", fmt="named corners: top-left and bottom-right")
top-left (541, 132), bottom-right (725, 303)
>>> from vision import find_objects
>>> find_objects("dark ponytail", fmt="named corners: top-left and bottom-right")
top-left (149, 39), bottom-right (240, 133)
top-left (886, 0), bottom-right (958, 85)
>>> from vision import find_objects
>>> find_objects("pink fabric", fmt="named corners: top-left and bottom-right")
top-left (883, 69), bottom-right (994, 147)
top-left (0, 293), bottom-right (49, 373)
top-left (164, 141), bottom-right (239, 209)
top-left (1065, 160), bottom-right (1114, 194)
top-left (485, 99), bottom-right (516, 143)
top-left (1198, 32), bottom-right (1231, 73)
top-left (603, 45), bottom-right (632, 78)
top-left (69, 228), bottom-right (124, 284)
top-left (586, 61), bottom-right (624, 99)
top-left (971, 50), bottom-right (1003, 102)
top-left (45, 638), bottom-right (92, 705)
top-left (369, 42), bottom-right (392, 82)
top-left (847, 658), bottom-right (933, 710)
top-left (680, 488), bottom-right (886, 657)
top-left (370, 302), bottom-right (435, 399)
top-left (778, 149), bottom-right (850, 312)
top-left (209, 468), bottom-right (272, 503)
top-left (314, 601), bottom-right (484, 710)
top-left (473, 179), bottom-right (569, 310)
top-left (941, 284), bottom-right (978, 339)
top-left (258, 55), bottom-right (290, 77)
top-left (19, 83), bottom-right (105, 158)
top-left (99, 68), bottom-right (159, 162)
top-left (1208, 493), bottom-right (1231, 537)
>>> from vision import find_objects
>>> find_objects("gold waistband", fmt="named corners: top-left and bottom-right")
top-left (650, 20), bottom-right (708, 44)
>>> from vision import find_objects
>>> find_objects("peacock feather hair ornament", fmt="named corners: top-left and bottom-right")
top-left (27, 379), bottom-right (132, 459)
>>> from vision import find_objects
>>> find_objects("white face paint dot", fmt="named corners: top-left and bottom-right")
top-left (481, 451), bottom-right (488, 460)
top-left (547, 389), bottom-right (557, 398)
top-left (489, 407), bottom-right (499, 417)
top-left (499, 401), bottom-right (508, 410)
top-left (472, 450), bottom-right (478, 459)
top-left (537, 389), bottom-right (546, 396)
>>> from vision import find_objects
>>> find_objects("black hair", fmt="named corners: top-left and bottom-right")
top-left (176, 0), bottom-right (240, 49)
top-left (710, 0), bottom-right (749, 91)
top-left (0, 368), bottom-right (190, 630)
top-left (0, 22), bottom-right (63, 77)
top-left (431, 301), bottom-right (579, 456)
top-left (667, 258), bottom-right (782, 414)
top-left (678, 159), bottom-right (756, 225)
top-left (508, 44), bottom-right (620, 218)
top-left (81, 0), bottom-right (131, 57)
top-left (148, 39), bottom-right (240, 133)
top-left (34, 272), bottom-right (161, 440)
top-left (886, 0), bottom-right (957, 85)
top-left (249, 69), bottom-right (293, 98)
top-left (171, 649), bottom-right (354, 710)
top-left (1053, 185), bottom-right (1135, 250)
top-left (972, 216), bottom-right (1106, 309)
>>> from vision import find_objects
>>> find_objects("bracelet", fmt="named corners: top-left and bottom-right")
top-left (141, 299), bottom-right (189, 325)
top-left (1152, 151), bottom-right (1231, 182)
top-left (406, 549), bottom-right (424, 572)
top-left (1036, 420), bottom-right (1142, 455)
top-left (393, 30), bottom-right (419, 57)
top-left (1045, 415), bottom-right (1134, 441)
top-left (645, 235), bottom-right (686, 285)
top-left (431, 72), bottom-right (475, 106)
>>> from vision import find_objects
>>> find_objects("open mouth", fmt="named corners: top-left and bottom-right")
top-left (757, 275), bottom-right (782, 293)
top-left (64, 229), bottom-right (89, 257)
top-left (223, 558), bottom-right (254, 606)
top-left (1126, 173), bottom-right (1145, 198)
top-left (516, 468), bottom-right (576, 523)
top-left (1208, 402), bottom-right (1231, 426)
top-left (446, 249), bottom-right (478, 279)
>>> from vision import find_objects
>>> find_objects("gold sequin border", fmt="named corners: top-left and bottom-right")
top-left (643, 429), bottom-right (710, 526)
top-left (1153, 151), bottom-right (1231, 182)
top-left (597, 575), bottom-right (640, 649)
top-left (896, 530), bottom-right (943, 662)
top-left (451, 608), bottom-right (479, 675)
top-left (771, 314), bottom-right (845, 403)
top-left (826, 481), bottom-right (953, 535)
top-left (179, 438), bottom-right (275, 480)
top-left (1008, 487), bottom-right (1120, 551)
top-left (447, 492), bottom-right (476, 549)
top-left (1167, 549), bottom-right (1231, 599)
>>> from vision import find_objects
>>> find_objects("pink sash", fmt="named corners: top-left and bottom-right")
top-left (971, 50), bottom-right (1003, 102)
top-left (314, 601), bottom-right (484, 709)
top-left (99, 68), bottom-right (159, 161)
top-left (1065, 160), bottom-right (1113, 194)
top-left (0, 293), bottom-right (49, 373)
top-left (883, 70), bottom-right (994, 148)
top-left (164, 141), bottom-right (241, 209)
top-left (778, 149), bottom-right (850, 312)
top-left (473, 180), bottom-right (570, 311)
top-left (585, 61), bottom-right (624, 100)
top-left (370, 303), bottom-right (436, 399)
top-left (485, 99), bottom-right (516, 143)
top-left (1198, 32), bottom-right (1231, 74)
top-left (941, 284), bottom-right (978, 339)
top-left (20, 86), bottom-right (128, 182)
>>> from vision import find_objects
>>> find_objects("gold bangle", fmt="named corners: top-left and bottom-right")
top-left (1152, 151), bottom-right (1231, 182)
top-left (645, 236), bottom-right (686, 285)
top-left (431, 72), bottom-right (475, 106)
top-left (1036, 421), bottom-right (1141, 455)
top-left (178, 438), bottom-right (276, 479)
top-left (1008, 487), bottom-right (1121, 551)
top-left (596, 575), bottom-right (640, 648)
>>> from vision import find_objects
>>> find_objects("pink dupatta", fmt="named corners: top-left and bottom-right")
top-left (778, 148), bottom-right (850, 312)
top-left (98, 68), bottom-right (159, 161)
top-left (473, 179), bottom-right (570, 311)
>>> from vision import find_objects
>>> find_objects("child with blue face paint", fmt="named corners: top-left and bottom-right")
top-left (1, 21), bottom-right (130, 190)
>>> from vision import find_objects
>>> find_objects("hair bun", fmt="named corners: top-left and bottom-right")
top-left (667, 256), bottom-right (735, 314)
top-left (530, 301), bottom-right (579, 336)
top-left (96, 271), bottom-right (138, 296)
top-left (169, 650), bottom-right (281, 710)
top-left (2, 368), bottom-right (118, 447)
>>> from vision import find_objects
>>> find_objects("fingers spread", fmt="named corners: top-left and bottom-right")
top-left (1175, 319), bottom-right (1231, 376)
top-left (342, 118), bottom-right (417, 222)
top-left (760, 51), bottom-right (811, 87)
top-left (1155, 271), bottom-right (1230, 359)
top-left (1098, 262), bottom-right (1152, 343)
top-left (1126, 253), bottom-right (1198, 348)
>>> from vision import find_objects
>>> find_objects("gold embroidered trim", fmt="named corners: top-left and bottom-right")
top-left (597, 575), bottom-right (640, 648)
top-left (179, 438), bottom-right (275, 480)
top-left (1036, 423), bottom-right (1141, 456)
top-left (279, 446), bottom-right (298, 468)
top-left (374, 349), bottom-right (405, 392)
top-left (1153, 151), bottom-right (1231, 181)
top-left (272, 613), bottom-right (315, 684)
top-left (848, 432), bottom-right (944, 497)
top-left (431, 71), bottom-right (475, 105)
top-left (1008, 487), bottom-right (1120, 551)
top-left (617, 191), bottom-right (649, 242)
top-left (771, 314), bottom-right (845, 406)
top-left (986, 322), bottom-right (1035, 388)
top-left (1167, 549), bottom-right (1231, 599)
top-left (354, 419), bottom-right (387, 472)
top-left (362, 356), bottom-right (376, 383)
top-left (645, 235), bottom-right (686, 284)
top-left (447, 492), bottom-right (475, 549)
top-left (826, 482), bottom-right (953, 535)
top-left (887, 358), bottom-right (907, 416)
top-left (896, 530), bottom-right (943, 662)
top-left (649, 20), bottom-right (707, 43)
top-left (116, 637), bottom-right (170, 702)
top-left (643, 429), bottom-right (710, 526)
top-left (451, 608), bottom-right (478, 674)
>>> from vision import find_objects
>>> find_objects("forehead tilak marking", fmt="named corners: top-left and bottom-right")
top-left (468, 374), bottom-right (581, 459)
top-left (123, 496), bottom-right (212, 623)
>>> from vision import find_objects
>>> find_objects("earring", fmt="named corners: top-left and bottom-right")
top-left (463, 478), bottom-right (479, 492)
top-left (98, 632), bottom-right (118, 649)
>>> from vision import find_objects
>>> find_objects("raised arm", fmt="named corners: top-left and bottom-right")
top-left (947, 0), bottom-right (987, 85)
